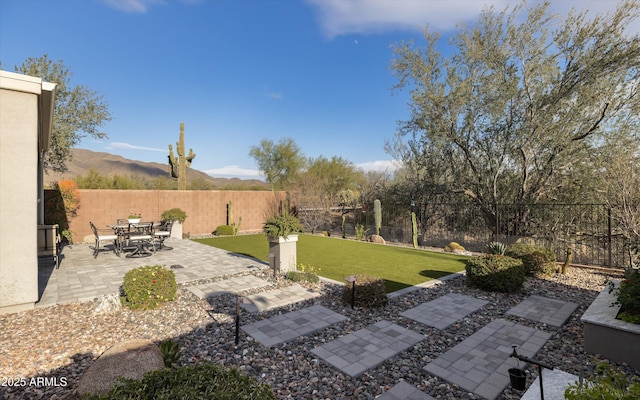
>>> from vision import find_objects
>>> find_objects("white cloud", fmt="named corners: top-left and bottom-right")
top-left (101, 0), bottom-right (165, 13)
top-left (108, 142), bottom-right (166, 152)
top-left (304, 0), bottom-right (512, 39)
top-left (264, 86), bottom-right (284, 100)
top-left (356, 159), bottom-right (400, 173)
top-left (203, 165), bottom-right (263, 179)
top-left (304, 0), bottom-right (637, 39)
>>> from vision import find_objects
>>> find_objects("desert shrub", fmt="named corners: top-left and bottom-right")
top-left (286, 271), bottom-right (320, 284)
top-left (465, 255), bottom-right (525, 293)
top-left (120, 266), bottom-right (177, 310)
top-left (444, 242), bottom-right (465, 253)
top-left (215, 225), bottom-right (235, 236)
top-left (89, 363), bottom-right (277, 400)
top-left (485, 241), bottom-right (506, 255)
top-left (565, 361), bottom-right (640, 400)
top-left (505, 243), bottom-right (556, 277)
top-left (342, 274), bottom-right (388, 308)
top-left (355, 224), bottom-right (368, 241)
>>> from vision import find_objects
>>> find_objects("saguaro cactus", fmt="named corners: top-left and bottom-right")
top-left (411, 211), bottom-right (418, 248)
top-left (168, 122), bottom-right (196, 190)
top-left (374, 199), bottom-right (381, 236)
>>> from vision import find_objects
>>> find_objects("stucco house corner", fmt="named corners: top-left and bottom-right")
top-left (0, 70), bottom-right (57, 314)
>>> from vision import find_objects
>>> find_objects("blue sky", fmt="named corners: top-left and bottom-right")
top-left (1, 0), bottom-right (633, 180)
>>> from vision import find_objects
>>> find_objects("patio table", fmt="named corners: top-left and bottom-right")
top-left (108, 222), bottom-right (156, 257)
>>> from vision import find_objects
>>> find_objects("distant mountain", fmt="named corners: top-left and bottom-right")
top-left (43, 148), bottom-right (268, 189)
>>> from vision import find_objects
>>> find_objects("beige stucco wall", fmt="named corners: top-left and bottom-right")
top-left (0, 71), bottom-right (55, 314)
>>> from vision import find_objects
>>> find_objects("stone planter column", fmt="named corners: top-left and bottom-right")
top-left (268, 234), bottom-right (298, 273)
top-left (170, 221), bottom-right (183, 240)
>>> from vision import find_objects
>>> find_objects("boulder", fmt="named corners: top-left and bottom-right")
top-left (368, 235), bottom-right (386, 244)
top-left (92, 293), bottom-right (122, 314)
top-left (77, 339), bottom-right (164, 398)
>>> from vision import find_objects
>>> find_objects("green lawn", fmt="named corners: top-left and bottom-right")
top-left (193, 234), bottom-right (470, 292)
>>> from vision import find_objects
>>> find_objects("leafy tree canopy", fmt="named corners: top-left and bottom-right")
top-left (249, 137), bottom-right (305, 190)
top-left (388, 0), bottom-right (640, 228)
top-left (11, 54), bottom-right (112, 172)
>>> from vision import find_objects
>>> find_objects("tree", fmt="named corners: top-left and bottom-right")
top-left (12, 54), bottom-right (112, 172)
top-left (388, 0), bottom-right (640, 233)
top-left (249, 137), bottom-right (305, 190)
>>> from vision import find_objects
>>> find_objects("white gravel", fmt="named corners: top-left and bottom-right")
top-left (1, 267), bottom-right (637, 399)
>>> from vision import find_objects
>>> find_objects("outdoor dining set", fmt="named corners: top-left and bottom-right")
top-left (90, 220), bottom-right (173, 258)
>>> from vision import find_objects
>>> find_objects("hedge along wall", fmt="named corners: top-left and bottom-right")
top-left (48, 189), bottom-right (288, 243)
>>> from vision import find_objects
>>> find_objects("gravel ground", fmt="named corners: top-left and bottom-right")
top-left (1, 267), bottom-right (638, 399)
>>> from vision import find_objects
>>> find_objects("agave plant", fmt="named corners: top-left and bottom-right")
top-left (485, 241), bottom-right (507, 255)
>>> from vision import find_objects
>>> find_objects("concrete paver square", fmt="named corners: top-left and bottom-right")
top-left (241, 284), bottom-right (321, 312)
top-left (506, 295), bottom-right (578, 327)
top-left (242, 305), bottom-right (347, 347)
top-left (312, 320), bottom-right (424, 378)
top-left (376, 381), bottom-right (436, 400)
top-left (401, 293), bottom-right (489, 329)
top-left (188, 275), bottom-right (271, 299)
top-left (424, 318), bottom-right (552, 400)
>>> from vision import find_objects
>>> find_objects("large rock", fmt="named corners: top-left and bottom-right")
top-left (368, 234), bottom-right (386, 244)
top-left (92, 293), bottom-right (122, 314)
top-left (77, 339), bottom-right (164, 398)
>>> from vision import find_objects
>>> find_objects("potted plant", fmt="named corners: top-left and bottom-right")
top-left (161, 208), bottom-right (187, 239)
top-left (263, 212), bottom-right (302, 274)
top-left (128, 213), bottom-right (142, 224)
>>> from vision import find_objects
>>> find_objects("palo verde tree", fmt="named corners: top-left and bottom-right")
top-left (11, 54), bottom-right (112, 172)
top-left (388, 0), bottom-right (640, 233)
top-left (249, 137), bottom-right (305, 190)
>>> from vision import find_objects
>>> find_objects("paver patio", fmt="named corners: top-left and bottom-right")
top-left (311, 320), bottom-right (425, 378)
top-left (400, 293), bottom-right (489, 329)
top-left (242, 305), bottom-right (347, 347)
top-left (187, 275), bottom-right (271, 298)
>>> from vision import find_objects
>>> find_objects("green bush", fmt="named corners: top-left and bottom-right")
top-left (465, 254), bottom-right (525, 293)
top-left (161, 208), bottom-right (187, 223)
top-left (342, 274), bottom-right (389, 308)
top-left (608, 267), bottom-right (640, 323)
top-left (263, 212), bottom-right (302, 239)
top-left (215, 225), bottom-right (235, 236)
top-left (505, 243), bottom-right (556, 277)
top-left (89, 363), bottom-right (277, 400)
top-left (565, 361), bottom-right (640, 400)
top-left (286, 271), bottom-right (320, 284)
top-left (120, 266), bottom-right (177, 310)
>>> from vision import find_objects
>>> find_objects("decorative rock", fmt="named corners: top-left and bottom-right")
top-left (76, 339), bottom-right (165, 398)
top-left (368, 235), bottom-right (386, 244)
top-left (92, 293), bottom-right (122, 314)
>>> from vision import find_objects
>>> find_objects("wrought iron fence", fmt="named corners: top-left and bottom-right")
top-left (357, 202), bottom-right (636, 269)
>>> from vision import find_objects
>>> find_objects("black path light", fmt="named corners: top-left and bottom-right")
top-left (345, 275), bottom-right (356, 308)
top-left (510, 345), bottom-right (554, 399)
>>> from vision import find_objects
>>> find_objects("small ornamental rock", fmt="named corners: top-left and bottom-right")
top-left (368, 235), bottom-right (386, 244)
top-left (76, 339), bottom-right (164, 398)
top-left (92, 293), bottom-right (121, 314)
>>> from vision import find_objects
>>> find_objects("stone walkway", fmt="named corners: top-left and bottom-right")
top-left (424, 318), bottom-right (553, 400)
top-left (400, 293), bottom-right (489, 329)
top-left (311, 320), bottom-right (425, 378)
top-left (242, 305), bottom-right (348, 347)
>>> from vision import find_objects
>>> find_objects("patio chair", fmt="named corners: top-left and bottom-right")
top-left (126, 221), bottom-right (155, 258)
top-left (90, 221), bottom-right (120, 258)
top-left (153, 220), bottom-right (173, 250)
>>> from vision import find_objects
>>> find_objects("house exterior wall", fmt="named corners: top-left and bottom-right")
top-left (65, 189), bottom-right (289, 243)
top-left (0, 75), bottom-right (40, 313)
